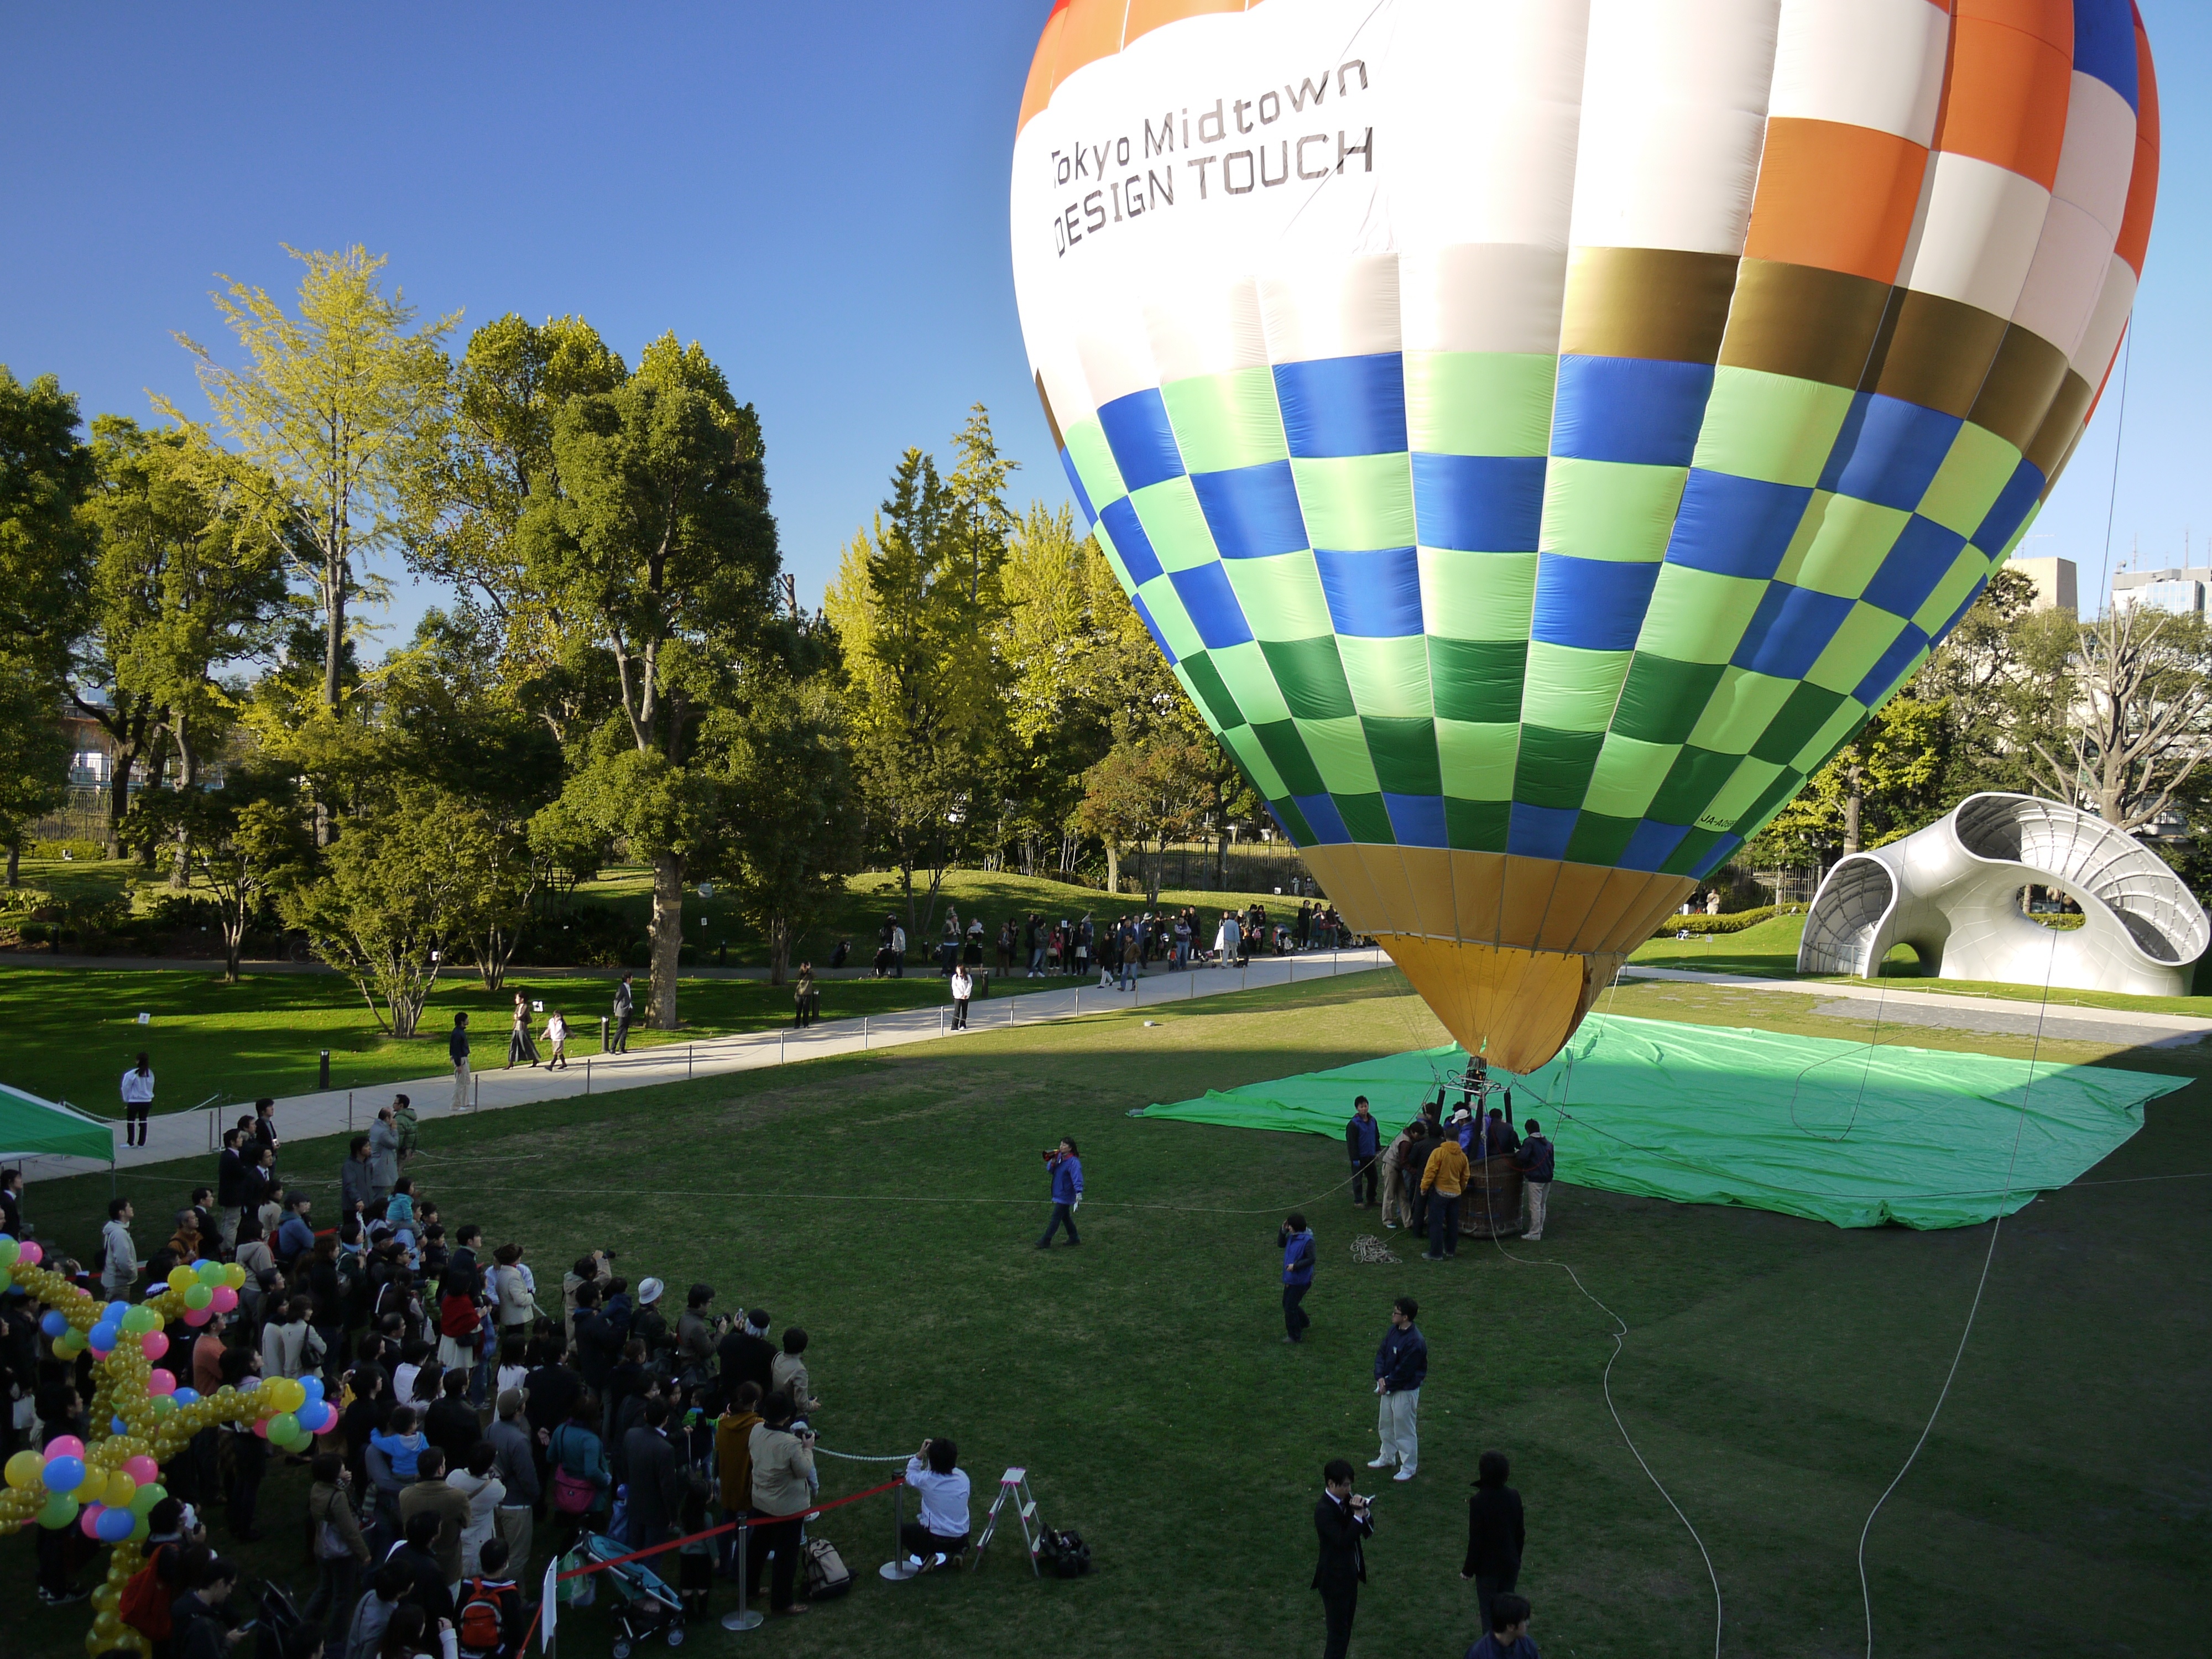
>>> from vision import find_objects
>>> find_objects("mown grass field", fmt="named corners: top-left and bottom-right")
top-left (6, 969), bottom-right (2205, 1659)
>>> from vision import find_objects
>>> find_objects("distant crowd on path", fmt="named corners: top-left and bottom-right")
top-left (1, 1093), bottom-right (974, 1647)
top-left (865, 899), bottom-right (1357, 987)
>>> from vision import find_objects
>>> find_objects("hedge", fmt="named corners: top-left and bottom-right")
top-left (1650, 904), bottom-right (1806, 938)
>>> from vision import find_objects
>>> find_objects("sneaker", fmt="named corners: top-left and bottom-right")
top-left (1392, 1468), bottom-right (1417, 1482)
top-left (1422, 1253), bottom-right (1443, 1261)
top-left (39, 1588), bottom-right (87, 1606)
top-left (1383, 1221), bottom-right (1399, 1230)
top-left (931, 1553), bottom-right (948, 1568)
top-left (1365, 1457), bottom-right (1395, 1469)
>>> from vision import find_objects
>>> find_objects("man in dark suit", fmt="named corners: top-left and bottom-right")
top-left (1311, 1457), bottom-right (1374, 1659)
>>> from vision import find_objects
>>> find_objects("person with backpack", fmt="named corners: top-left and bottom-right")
top-left (1277, 1212), bottom-right (1317, 1344)
top-left (1514, 1120), bottom-right (1556, 1241)
top-left (119, 1495), bottom-right (201, 1649)
top-left (454, 1537), bottom-right (529, 1659)
top-left (307, 1454), bottom-right (374, 1648)
top-left (170, 1554), bottom-right (247, 1659)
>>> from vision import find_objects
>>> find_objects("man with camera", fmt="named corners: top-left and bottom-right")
top-left (1311, 1457), bottom-right (1374, 1659)
top-left (1034, 1139), bottom-right (1083, 1249)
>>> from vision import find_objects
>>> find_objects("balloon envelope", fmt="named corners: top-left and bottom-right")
top-left (1011, 0), bottom-right (2159, 1068)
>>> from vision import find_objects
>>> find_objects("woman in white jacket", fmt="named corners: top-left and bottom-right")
top-left (447, 1441), bottom-right (507, 1577)
top-left (260, 1295), bottom-right (317, 1379)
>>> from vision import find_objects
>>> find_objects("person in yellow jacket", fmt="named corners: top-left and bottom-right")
top-left (1419, 1126), bottom-right (1472, 1261)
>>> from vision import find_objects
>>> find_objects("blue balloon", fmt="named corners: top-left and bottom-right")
top-left (96, 1504), bottom-right (136, 1542)
top-left (174, 1388), bottom-right (200, 1406)
top-left (237, 1377), bottom-right (258, 1392)
top-left (299, 1377), bottom-right (324, 1404)
top-left (89, 1324), bottom-right (118, 1351)
top-left (42, 1454), bottom-right (84, 1492)
top-left (111, 1416), bottom-right (128, 1436)
top-left (40, 1311), bottom-right (66, 1338)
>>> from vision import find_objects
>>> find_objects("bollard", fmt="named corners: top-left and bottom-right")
top-left (688, 1044), bottom-right (693, 1079)
top-left (722, 1523), bottom-right (764, 1631)
top-left (863, 1014), bottom-right (869, 1050)
top-left (347, 1092), bottom-right (354, 1132)
top-left (585, 1058), bottom-right (591, 1097)
top-left (599, 1015), bottom-right (609, 1055)
top-left (319, 1050), bottom-right (331, 1090)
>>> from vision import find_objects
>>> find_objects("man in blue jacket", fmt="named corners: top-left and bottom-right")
top-left (1034, 1138), bottom-right (1083, 1248)
top-left (1277, 1212), bottom-right (1316, 1343)
top-left (1514, 1120), bottom-right (1556, 1241)
top-left (1368, 1296), bottom-right (1426, 1481)
top-left (1345, 1098), bottom-right (1381, 1207)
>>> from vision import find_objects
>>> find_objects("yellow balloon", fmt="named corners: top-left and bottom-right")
top-left (105, 1471), bottom-right (137, 1507)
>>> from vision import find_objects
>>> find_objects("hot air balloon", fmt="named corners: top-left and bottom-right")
top-left (1010, 0), bottom-right (2158, 1072)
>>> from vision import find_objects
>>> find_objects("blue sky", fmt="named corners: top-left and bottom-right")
top-left (1, 1), bottom-right (2202, 648)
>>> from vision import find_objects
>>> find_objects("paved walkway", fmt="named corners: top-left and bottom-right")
top-left (15, 949), bottom-right (1391, 1181)
top-left (1620, 965), bottom-right (2212, 1047)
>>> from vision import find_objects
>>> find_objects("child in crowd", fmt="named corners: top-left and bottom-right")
top-left (370, 1405), bottom-right (425, 1479)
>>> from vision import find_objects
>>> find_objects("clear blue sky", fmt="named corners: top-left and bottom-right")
top-left (1, 1), bottom-right (2202, 648)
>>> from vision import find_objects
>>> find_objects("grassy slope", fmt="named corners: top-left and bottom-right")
top-left (5, 973), bottom-right (2205, 1659)
top-left (1631, 909), bottom-right (2212, 1014)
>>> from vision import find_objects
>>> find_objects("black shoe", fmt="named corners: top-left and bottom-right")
top-left (1034, 1241), bottom-right (1050, 1249)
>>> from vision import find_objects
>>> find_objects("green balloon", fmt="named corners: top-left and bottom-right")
top-left (37, 1493), bottom-right (79, 1529)
top-left (129, 1482), bottom-right (165, 1516)
top-left (121, 1307), bottom-right (159, 1337)
top-left (182, 1285), bottom-right (212, 1311)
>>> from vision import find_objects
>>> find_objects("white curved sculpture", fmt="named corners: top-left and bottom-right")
top-left (1798, 794), bottom-right (2208, 997)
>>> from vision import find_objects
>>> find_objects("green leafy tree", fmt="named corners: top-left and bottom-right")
top-left (1074, 732), bottom-right (1209, 898)
top-left (0, 367), bottom-right (96, 880)
top-left (518, 335), bottom-right (781, 1026)
top-left (706, 676), bottom-right (862, 985)
top-left (76, 418), bottom-right (288, 868)
top-left (163, 246), bottom-right (456, 714)
top-left (281, 786), bottom-right (478, 1036)
top-left (1760, 693), bottom-right (1951, 864)
top-left (828, 416), bottom-right (1014, 942)
top-left (407, 314), bottom-right (627, 685)
top-left (121, 768), bottom-right (309, 983)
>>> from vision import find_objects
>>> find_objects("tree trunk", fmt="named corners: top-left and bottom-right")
top-left (1104, 840), bottom-right (1119, 896)
top-left (768, 916), bottom-right (790, 987)
top-left (650, 849), bottom-right (685, 1029)
top-left (4, 844), bottom-right (16, 887)
top-left (325, 567), bottom-right (346, 713)
top-left (169, 720), bottom-right (199, 891)
top-left (1842, 768), bottom-right (1864, 857)
top-left (106, 747), bottom-right (136, 858)
top-left (222, 903), bottom-right (244, 984)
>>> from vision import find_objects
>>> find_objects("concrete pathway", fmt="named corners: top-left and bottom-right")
top-left (1620, 964), bottom-right (2212, 1048)
top-left (14, 949), bottom-right (1391, 1181)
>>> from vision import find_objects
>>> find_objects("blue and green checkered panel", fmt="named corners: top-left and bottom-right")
top-left (1059, 336), bottom-right (2047, 885)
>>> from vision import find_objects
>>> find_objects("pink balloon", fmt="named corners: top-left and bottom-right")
top-left (182, 1306), bottom-right (211, 1327)
top-left (140, 1332), bottom-right (169, 1361)
top-left (208, 1286), bottom-right (237, 1313)
top-left (123, 1457), bottom-right (159, 1486)
top-left (78, 1502), bottom-right (105, 1539)
top-left (17, 1241), bottom-right (41, 1266)
top-left (251, 1418), bottom-right (269, 1438)
top-left (146, 1370), bottom-right (176, 1398)
top-left (44, 1436), bottom-right (84, 1461)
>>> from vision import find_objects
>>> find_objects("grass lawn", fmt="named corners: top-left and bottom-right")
top-left (4, 969), bottom-right (2204, 1658)
top-left (1631, 909), bottom-right (2212, 1014)
top-left (0, 965), bottom-right (1018, 1115)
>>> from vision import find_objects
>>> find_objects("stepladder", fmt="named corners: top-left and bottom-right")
top-left (971, 1467), bottom-right (1045, 1575)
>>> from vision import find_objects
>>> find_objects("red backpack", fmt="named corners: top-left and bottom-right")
top-left (119, 1542), bottom-right (177, 1640)
top-left (457, 1577), bottom-right (511, 1656)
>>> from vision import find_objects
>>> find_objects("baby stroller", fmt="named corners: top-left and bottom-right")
top-left (575, 1532), bottom-right (686, 1658)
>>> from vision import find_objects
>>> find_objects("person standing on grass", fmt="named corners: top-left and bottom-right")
top-left (216, 1126), bottom-right (252, 1248)
top-left (1465, 1592), bottom-right (1540, 1659)
top-left (119, 1051), bottom-right (154, 1149)
top-left (1118, 924), bottom-right (1141, 991)
top-left (612, 976), bottom-right (634, 1052)
top-left (507, 994), bottom-right (538, 1070)
top-left (793, 962), bottom-right (817, 1030)
top-left (1462, 1450), bottom-right (1526, 1639)
top-left (0, 1166), bottom-right (22, 1238)
top-left (1514, 1120), bottom-right (1555, 1241)
top-left (1345, 1098), bottom-right (1381, 1208)
top-left (1369, 1295), bottom-right (1425, 1481)
top-left (1024, 913), bottom-right (1043, 977)
top-left (949, 963), bottom-right (973, 1030)
top-left (747, 1393), bottom-right (817, 1618)
top-left (101, 1197), bottom-right (140, 1296)
top-left (1277, 1212), bottom-right (1316, 1344)
top-left (368, 1109), bottom-right (401, 1203)
top-left (252, 1095), bottom-right (280, 1156)
top-left (1312, 1457), bottom-right (1374, 1659)
top-left (544, 1009), bottom-right (570, 1071)
top-left (342, 1136), bottom-right (375, 1218)
top-left (1034, 1137), bottom-right (1083, 1249)
top-left (1421, 1126), bottom-right (1472, 1262)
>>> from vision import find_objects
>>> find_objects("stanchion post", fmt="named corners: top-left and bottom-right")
top-left (722, 1521), bottom-right (764, 1631)
top-left (585, 1058), bottom-right (591, 1097)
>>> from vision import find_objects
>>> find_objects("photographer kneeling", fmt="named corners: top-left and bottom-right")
top-left (900, 1438), bottom-right (972, 1572)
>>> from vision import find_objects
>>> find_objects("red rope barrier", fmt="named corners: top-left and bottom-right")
top-left (513, 1474), bottom-right (909, 1651)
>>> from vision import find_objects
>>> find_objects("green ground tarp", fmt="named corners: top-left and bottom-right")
top-left (1140, 1014), bottom-right (2187, 1229)
top-left (0, 1082), bottom-right (116, 1164)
